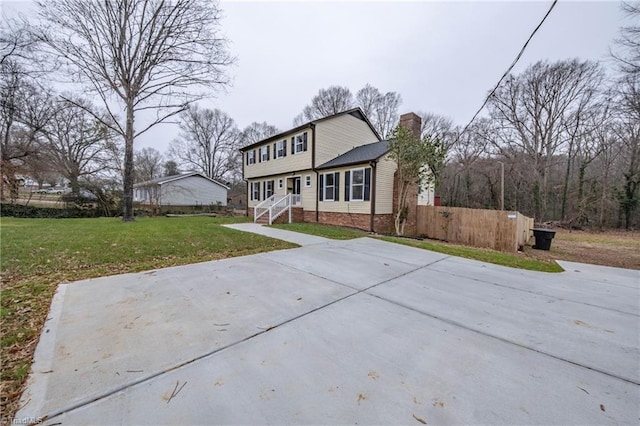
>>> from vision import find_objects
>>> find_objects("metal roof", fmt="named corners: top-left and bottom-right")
top-left (134, 172), bottom-right (230, 189)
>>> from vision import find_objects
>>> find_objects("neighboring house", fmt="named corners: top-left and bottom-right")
top-left (240, 108), bottom-right (434, 232)
top-left (134, 172), bottom-right (229, 210)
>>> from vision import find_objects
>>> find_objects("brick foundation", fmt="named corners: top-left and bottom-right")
top-left (247, 207), bottom-right (392, 233)
top-left (314, 211), bottom-right (393, 233)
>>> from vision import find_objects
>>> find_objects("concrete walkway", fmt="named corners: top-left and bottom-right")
top-left (223, 222), bottom-right (331, 246)
top-left (15, 236), bottom-right (640, 425)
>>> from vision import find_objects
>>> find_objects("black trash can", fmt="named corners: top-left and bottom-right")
top-left (531, 228), bottom-right (556, 251)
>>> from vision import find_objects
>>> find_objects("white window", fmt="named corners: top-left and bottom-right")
top-left (278, 178), bottom-right (283, 189)
top-left (247, 151), bottom-right (255, 165)
top-left (276, 140), bottom-right (286, 159)
top-left (350, 168), bottom-right (365, 201)
top-left (323, 173), bottom-right (335, 201)
top-left (251, 182), bottom-right (260, 201)
top-left (260, 146), bottom-right (269, 162)
top-left (265, 180), bottom-right (274, 198)
top-left (305, 175), bottom-right (311, 187)
top-left (294, 132), bottom-right (307, 154)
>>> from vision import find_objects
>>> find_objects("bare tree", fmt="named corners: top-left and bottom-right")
top-left (488, 59), bottom-right (604, 222)
top-left (34, 0), bottom-right (234, 220)
top-left (0, 70), bottom-right (55, 200)
top-left (355, 84), bottom-right (379, 119)
top-left (300, 85), bottom-right (354, 121)
top-left (163, 160), bottom-right (180, 177)
top-left (40, 97), bottom-right (115, 194)
top-left (354, 84), bottom-right (401, 139)
top-left (614, 74), bottom-right (640, 228)
top-left (168, 105), bottom-right (240, 181)
top-left (418, 112), bottom-right (456, 150)
top-left (134, 147), bottom-right (164, 182)
top-left (240, 122), bottom-right (279, 146)
top-left (612, 1), bottom-right (640, 76)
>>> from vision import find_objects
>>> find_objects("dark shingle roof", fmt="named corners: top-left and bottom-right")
top-left (317, 140), bottom-right (390, 170)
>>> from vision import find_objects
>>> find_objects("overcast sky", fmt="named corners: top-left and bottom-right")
top-left (2, 0), bottom-right (628, 154)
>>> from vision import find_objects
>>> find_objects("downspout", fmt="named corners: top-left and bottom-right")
top-left (370, 160), bottom-right (377, 233)
top-left (240, 149), bottom-right (249, 216)
top-left (311, 124), bottom-right (319, 223)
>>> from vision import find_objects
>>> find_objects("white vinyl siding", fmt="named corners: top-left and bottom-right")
top-left (243, 129), bottom-right (312, 179)
top-left (247, 171), bottom-right (315, 209)
top-left (314, 113), bottom-right (379, 166)
top-left (148, 175), bottom-right (227, 206)
top-left (374, 154), bottom-right (397, 214)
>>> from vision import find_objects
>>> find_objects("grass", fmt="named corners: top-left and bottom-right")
top-left (272, 223), bottom-right (563, 273)
top-left (271, 223), bottom-right (367, 240)
top-left (382, 236), bottom-right (564, 273)
top-left (0, 216), bottom-right (296, 422)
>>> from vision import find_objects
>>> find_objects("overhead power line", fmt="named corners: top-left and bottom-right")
top-left (456, 0), bottom-right (559, 140)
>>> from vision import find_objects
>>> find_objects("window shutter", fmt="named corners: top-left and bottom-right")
top-left (257, 182), bottom-right (261, 201)
top-left (319, 174), bottom-right (324, 201)
top-left (273, 143), bottom-right (276, 158)
top-left (303, 132), bottom-right (308, 151)
top-left (345, 171), bottom-right (350, 201)
top-left (364, 168), bottom-right (371, 201)
top-left (266, 147), bottom-right (270, 161)
top-left (245, 152), bottom-right (248, 166)
top-left (263, 181), bottom-right (266, 199)
top-left (334, 172), bottom-right (340, 202)
top-left (258, 148), bottom-right (261, 163)
top-left (291, 137), bottom-right (295, 153)
top-left (283, 141), bottom-right (287, 157)
top-left (253, 149), bottom-right (257, 163)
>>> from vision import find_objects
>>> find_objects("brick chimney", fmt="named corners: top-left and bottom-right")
top-left (399, 112), bottom-right (422, 139)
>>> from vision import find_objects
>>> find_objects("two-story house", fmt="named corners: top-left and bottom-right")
top-left (241, 108), bottom-right (432, 233)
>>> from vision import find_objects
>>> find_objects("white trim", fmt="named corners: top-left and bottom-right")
top-left (275, 140), bottom-right (286, 159)
top-left (350, 167), bottom-right (365, 202)
top-left (323, 172), bottom-right (335, 202)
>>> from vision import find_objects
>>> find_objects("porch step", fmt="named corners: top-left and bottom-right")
top-left (255, 215), bottom-right (270, 224)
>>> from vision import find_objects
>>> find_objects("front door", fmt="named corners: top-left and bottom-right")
top-left (290, 177), bottom-right (301, 205)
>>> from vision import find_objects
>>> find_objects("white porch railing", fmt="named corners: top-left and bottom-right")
top-left (254, 194), bottom-right (293, 225)
top-left (291, 194), bottom-right (301, 206)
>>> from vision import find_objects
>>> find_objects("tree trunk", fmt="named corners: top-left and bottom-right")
top-left (122, 101), bottom-right (135, 221)
top-left (560, 143), bottom-right (573, 220)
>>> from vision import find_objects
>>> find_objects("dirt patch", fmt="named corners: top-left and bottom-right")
top-left (522, 229), bottom-right (640, 270)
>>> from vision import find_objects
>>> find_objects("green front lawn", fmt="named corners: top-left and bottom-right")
top-left (272, 223), bottom-right (563, 273)
top-left (0, 216), bottom-right (295, 419)
top-left (381, 236), bottom-right (563, 273)
top-left (271, 223), bottom-right (367, 240)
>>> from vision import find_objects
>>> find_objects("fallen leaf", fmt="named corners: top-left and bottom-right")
top-left (413, 414), bottom-right (427, 424)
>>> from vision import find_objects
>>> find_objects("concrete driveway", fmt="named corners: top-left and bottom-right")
top-left (16, 228), bottom-right (640, 425)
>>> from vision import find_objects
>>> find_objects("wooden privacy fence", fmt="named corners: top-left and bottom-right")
top-left (415, 206), bottom-right (534, 252)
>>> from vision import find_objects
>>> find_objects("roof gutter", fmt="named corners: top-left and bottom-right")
top-left (370, 160), bottom-right (377, 233)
